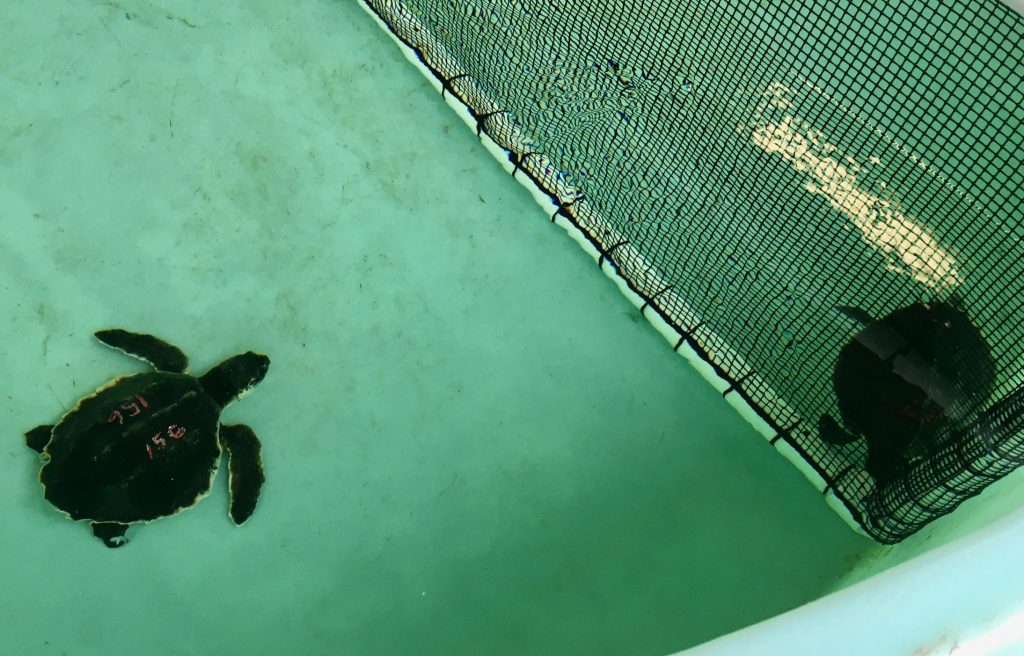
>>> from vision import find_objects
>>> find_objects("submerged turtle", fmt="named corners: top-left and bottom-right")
top-left (25, 329), bottom-right (270, 548)
top-left (818, 299), bottom-right (995, 484)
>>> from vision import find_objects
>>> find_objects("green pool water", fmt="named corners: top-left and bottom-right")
top-left (0, 2), bottom-right (871, 654)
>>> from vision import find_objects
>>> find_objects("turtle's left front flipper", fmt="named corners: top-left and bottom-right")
top-left (219, 424), bottom-right (265, 525)
top-left (818, 415), bottom-right (860, 445)
top-left (95, 329), bottom-right (188, 373)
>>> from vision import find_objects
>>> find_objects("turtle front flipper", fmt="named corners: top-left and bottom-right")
top-left (91, 522), bottom-right (130, 548)
top-left (95, 329), bottom-right (188, 373)
top-left (833, 305), bottom-right (876, 327)
top-left (818, 415), bottom-right (860, 445)
top-left (220, 424), bottom-right (265, 525)
top-left (25, 425), bottom-right (53, 453)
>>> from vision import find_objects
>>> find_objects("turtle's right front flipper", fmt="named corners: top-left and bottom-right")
top-left (95, 329), bottom-right (188, 373)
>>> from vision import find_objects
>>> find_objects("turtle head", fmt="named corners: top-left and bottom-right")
top-left (199, 352), bottom-right (270, 408)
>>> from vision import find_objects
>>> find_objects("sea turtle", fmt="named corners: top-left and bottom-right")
top-left (24, 329), bottom-right (270, 548)
top-left (818, 299), bottom-right (995, 484)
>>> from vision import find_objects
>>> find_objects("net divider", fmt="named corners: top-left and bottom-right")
top-left (359, 0), bottom-right (873, 538)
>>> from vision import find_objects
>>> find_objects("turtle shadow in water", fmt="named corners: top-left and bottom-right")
top-left (23, 329), bottom-right (270, 548)
top-left (818, 299), bottom-right (996, 485)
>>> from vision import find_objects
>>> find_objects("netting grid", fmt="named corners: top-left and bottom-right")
top-left (361, 0), bottom-right (1024, 542)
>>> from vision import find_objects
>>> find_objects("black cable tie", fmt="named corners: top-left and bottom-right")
top-left (770, 423), bottom-right (799, 445)
top-left (470, 108), bottom-right (510, 136)
top-left (550, 195), bottom-right (585, 222)
top-left (672, 324), bottom-right (701, 351)
top-left (440, 72), bottom-right (470, 98)
top-left (721, 373), bottom-right (751, 397)
top-left (510, 151), bottom-right (540, 177)
top-left (683, 321), bottom-right (704, 336)
top-left (640, 286), bottom-right (672, 313)
top-left (823, 465), bottom-right (859, 495)
top-left (598, 240), bottom-right (629, 267)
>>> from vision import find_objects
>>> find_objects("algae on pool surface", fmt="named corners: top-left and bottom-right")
top-left (0, 1), bottom-right (869, 654)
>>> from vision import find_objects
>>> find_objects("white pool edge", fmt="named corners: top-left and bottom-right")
top-left (675, 503), bottom-right (1024, 655)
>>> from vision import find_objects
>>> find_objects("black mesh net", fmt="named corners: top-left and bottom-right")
top-left (362, 0), bottom-right (1024, 542)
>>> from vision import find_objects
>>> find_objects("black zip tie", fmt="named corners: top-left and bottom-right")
top-left (598, 240), bottom-right (629, 267)
top-left (722, 372), bottom-right (752, 397)
top-left (672, 322), bottom-right (704, 351)
top-left (823, 465), bottom-right (859, 494)
top-left (469, 108), bottom-right (510, 136)
top-left (550, 195), bottom-right (585, 222)
top-left (509, 151), bottom-right (541, 178)
top-left (440, 72), bottom-right (470, 99)
top-left (769, 423), bottom-right (799, 446)
top-left (640, 285), bottom-right (673, 313)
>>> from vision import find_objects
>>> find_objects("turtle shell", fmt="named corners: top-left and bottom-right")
top-left (40, 371), bottom-right (221, 524)
top-left (834, 301), bottom-right (995, 482)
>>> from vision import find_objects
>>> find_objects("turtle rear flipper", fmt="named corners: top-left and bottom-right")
top-left (220, 424), bottom-right (265, 525)
top-left (95, 329), bottom-right (188, 373)
top-left (91, 522), bottom-right (130, 548)
top-left (25, 425), bottom-right (53, 453)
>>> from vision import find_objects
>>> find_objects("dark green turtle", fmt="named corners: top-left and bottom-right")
top-left (25, 329), bottom-right (270, 548)
top-left (818, 299), bottom-right (995, 484)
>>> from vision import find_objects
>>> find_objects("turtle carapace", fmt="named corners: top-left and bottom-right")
top-left (818, 299), bottom-right (995, 484)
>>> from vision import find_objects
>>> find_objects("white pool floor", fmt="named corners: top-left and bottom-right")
top-left (0, 1), bottom-right (871, 654)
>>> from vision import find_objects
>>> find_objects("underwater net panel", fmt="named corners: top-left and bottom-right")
top-left (360, 0), bottom-right (1024, 542)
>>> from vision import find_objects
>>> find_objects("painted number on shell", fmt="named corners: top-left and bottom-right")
top-left (146, 424), bottom-right (187, 460)
top-left (107, 394), bottom-right (150, 425)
